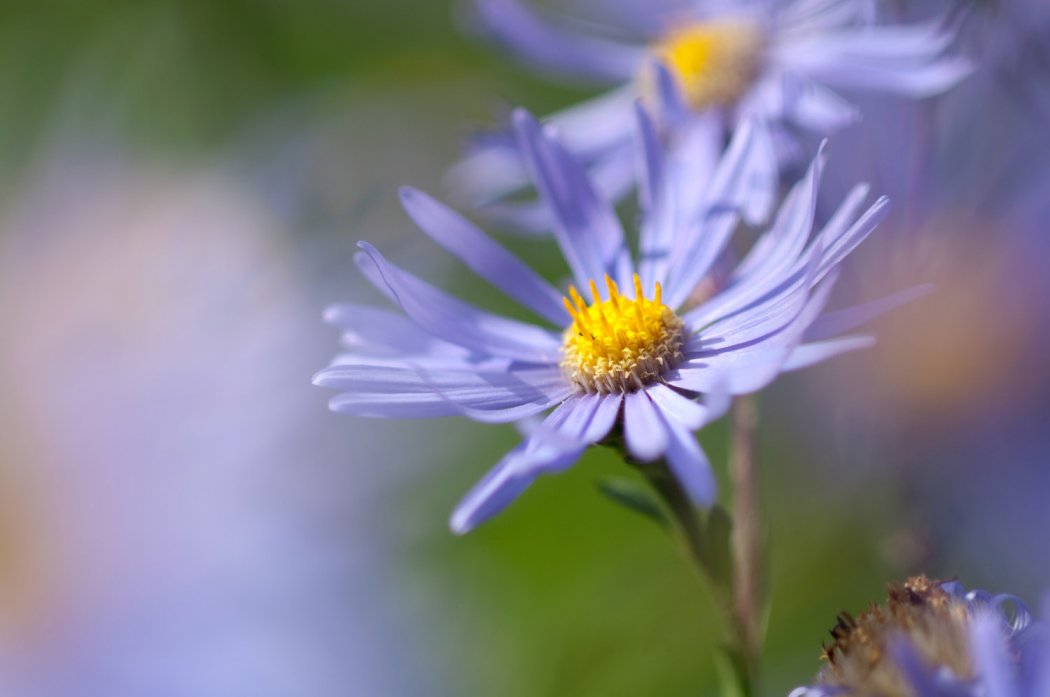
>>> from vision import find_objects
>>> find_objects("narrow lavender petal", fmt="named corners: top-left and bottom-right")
top-left (327, 392), bottom-right (469, 419)
top-left (779, 20), bottom-right (959, 63)
top-left (670, 351), bottom-right (782, 395)
top-left (447, 86), bottom-right (637, 210)
top-left (652, 60), bottom-right (690, 124)
top-left (542, 84), bottom-right (638, 157)
top-left (317, 361), bottom-right (572, 421)
top-left (356, 242), bottom-right (562, 362)
top-left (807, 58), bottom-right (972, 97)
top-left (449, 142), bottom-right (531, 209)
top-left (354, 249), bottom-right (398, 305)
top-left (313, 360), bottom-right (565, 396)
top-left (323, 303), bottom-right (471, 358)
top-left (667, 109), bottom-right (722, 222)
top-left (635, 100), bottom-right (678, 289)
top-left (1037, 596), bottom-right (1050, 697)
top-left (449, 398), bottom-right (586, 533)
top-left (688, 234), bottom-right (828, 351)
top-left (735, 72), bottom-right (785, 124)
top-left (781, 335), bottom-right (875, 372)
top-left (778, 26), bottom-right (972, 97)
top-left (685, 172), bottom-right (883, 334)
top-left (642, 103), bottom-right (727, 289)
top-left (399, 187), bottom-right (567, 325)
top-left (450, 455), bottom-right (549, 533)
top-left (645, 383), bottom-right (714, 430)
top-left (786, 689), bottom-right (836, 697)
top-left (450, 392), bottom-right (618, 533)
top-left (473, 0), bottom-right (644, 84)
top-left (887, 637), bottom-right (958, 697)
top-left (634, 101), bottom-right (663, 217)
top-left (479, 137), bottom-right (637, 235)
top-left (327, 390), bottom-right (560, 421)
top-left (623, 390), bottom-right (669, 462)
top-left (664, 119), bottom-right (774, 308)
top-left (567, 0), bottom-right (691, 38)
top-left (815, 195), bottom-right (891, 280)
top-left (990, 594), bottom-right (1032, 634)
top-left (783, 75), bottom-right (861, 132)
top-left (659, 407), bottom-right (716, 506)
top-left (579, 392), bottom-right (623, 443)
top-left (327, 350), bottom-right (507, 372)
top-left (813, 182), bottom-right (872, 249)
top-left (513, 109), bottom-right (634, 290)
top-left (673, 274), bottom-right (838, 394)
top-left (453, 391), bottom-right (575, 424)
top-left (971, 611), bottom-right (1020, 697)
top-left (777, 0), bottom-right (871, 34)
top-left (724, 143), bottom-right (825, 291)
top-left (804, 285), bottom-right (934, 341)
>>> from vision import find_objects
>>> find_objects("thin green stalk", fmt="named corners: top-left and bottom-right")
top-left (729, 395), bottom-right (762, 695)
top-left (635, 459), bottom-right (715, 585)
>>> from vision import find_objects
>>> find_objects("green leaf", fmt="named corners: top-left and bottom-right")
top-left (595, 477), bottom-right (669, 527)
top-left (712, 644), bottom-right (749, 697)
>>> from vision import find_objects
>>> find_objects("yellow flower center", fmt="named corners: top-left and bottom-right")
top-left (651, 20), bottom-right (763, 110)
top-left (561, 274), bottom-right (684, 394)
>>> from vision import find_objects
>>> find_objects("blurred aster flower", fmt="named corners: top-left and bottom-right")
top-left (316, 105), bottom-right (898, 533)
top-left (790, 576), bottom-right (1046, 697)
top-left (450, 0), bottom-right (969, 230)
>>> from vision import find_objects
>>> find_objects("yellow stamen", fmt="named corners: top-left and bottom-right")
top-left (649, 20), bottom-right (763, 111)
top-left (561, 273), bottom-right (684, 394)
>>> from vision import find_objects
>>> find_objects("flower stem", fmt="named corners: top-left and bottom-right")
top-left (635, 459), bottom-right (714, 584)
top-left (729, 394), bottom-right (762, 694)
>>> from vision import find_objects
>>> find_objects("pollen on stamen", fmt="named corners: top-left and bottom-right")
top-left (818, 576), bottom-right (974, 696)
top-left (648, 20), bottom-right (764, 111)
top-left (561, 273), bottom-right (685, 394)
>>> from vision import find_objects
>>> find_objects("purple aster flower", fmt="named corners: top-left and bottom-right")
top-left (316, 104), bottom-right (894, 533)
top-left (790, 576), bottom-right (1047, 697)
top-left (450, 0), bottom-right (969, 231)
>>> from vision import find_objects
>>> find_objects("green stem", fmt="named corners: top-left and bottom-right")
top-left (635, 459), bottom-right (714, 583)
top-left (729, 395), bottom-right (762, 695)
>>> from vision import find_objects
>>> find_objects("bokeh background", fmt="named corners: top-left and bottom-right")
top-left (0, 1), bottom-right (1047, 695)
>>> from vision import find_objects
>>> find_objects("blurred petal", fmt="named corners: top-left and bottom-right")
top-left (804, 285), bottom-right (933, 341)
top-left (781, 335), bottom-right (875, 372)
top-left (323, 303), bottom-right (471, 358)
top-left (473, 0), bottom-right (644, 83)
top-left (971, 611), bottom-right (1020, 697)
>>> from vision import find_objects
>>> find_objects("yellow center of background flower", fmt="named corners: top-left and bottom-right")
top-left (652, 20), bottom-right (763, 110)
top-left (561, 274), bottom-right (684, 394)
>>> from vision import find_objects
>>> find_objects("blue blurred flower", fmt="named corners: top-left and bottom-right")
top-left (791, 576), bottom-right (1047, 697)
top-left (316, 105), bottom-right (896, 533)
top-left (450, 0), bottom-right (969, 230)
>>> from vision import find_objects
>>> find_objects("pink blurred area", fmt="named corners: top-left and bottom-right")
top-left (0, 151), bottom-right (431, 696)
